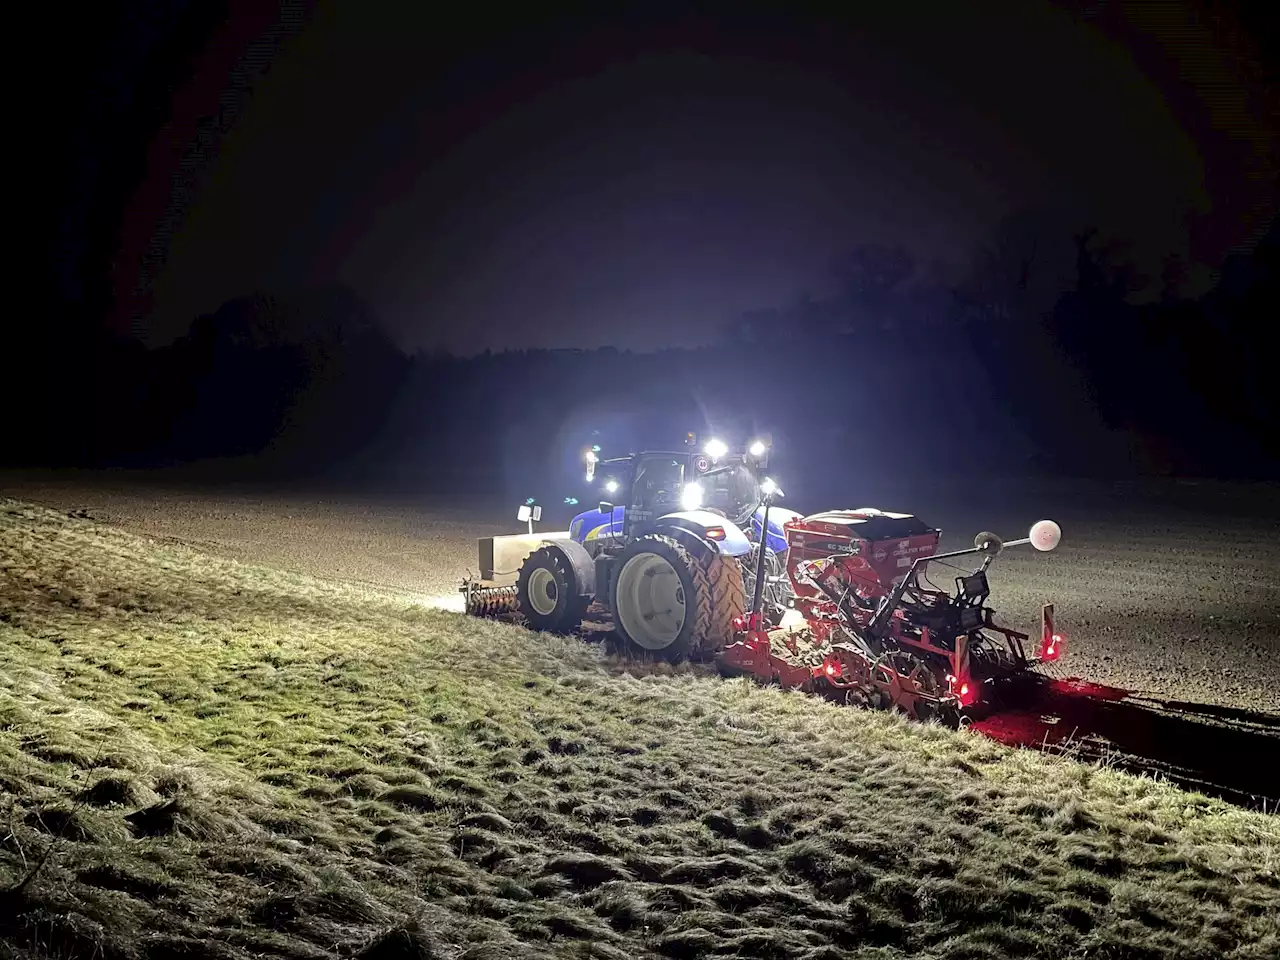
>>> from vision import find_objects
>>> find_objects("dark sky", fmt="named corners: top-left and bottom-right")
top-left (103, 1), bottom-right (1277, 355)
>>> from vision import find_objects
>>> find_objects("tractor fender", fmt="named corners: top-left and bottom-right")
top-left (539, 537), bottom-right (597, 597)
top-left (656, 510), bottom-right (753, 558)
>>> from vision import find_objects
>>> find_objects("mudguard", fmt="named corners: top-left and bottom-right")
top-left (537, 538), bottom-right (597, 597)
top-left (656, 510), bottom-right (753, 558)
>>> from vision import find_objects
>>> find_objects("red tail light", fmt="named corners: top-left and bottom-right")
top-left (731, 615), bottom-right (747, 633)
top-left (704, 526), bottom-right (726, 541)
top-left (1039, 603), bottom-right (1062, 661)
top-left (1041, 632), bottom-right (1063, 661)
top-left (947, 674), bottom-right (977, 706)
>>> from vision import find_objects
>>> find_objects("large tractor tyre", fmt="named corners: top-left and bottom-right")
top-left (611, 534), bottom-right (710, 661)
top-left (697, 549), bottom-right (746, 659)
top-left (517, 546), bottom-right (590, 633)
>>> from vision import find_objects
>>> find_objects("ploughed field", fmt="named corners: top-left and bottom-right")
top-left (0, 477), bottom-right (1278, 959)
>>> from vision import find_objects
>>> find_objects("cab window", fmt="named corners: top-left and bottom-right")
top-left (705, 463), bottom-right (759, 521)
top-left (633, 457), bottom-right (685, 509)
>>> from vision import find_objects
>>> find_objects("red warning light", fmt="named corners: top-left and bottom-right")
top-left (949, 675), bottom-right (977, 706)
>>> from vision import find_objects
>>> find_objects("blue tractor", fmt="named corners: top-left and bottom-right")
top-left (462, 434), bottom-right (794, 660)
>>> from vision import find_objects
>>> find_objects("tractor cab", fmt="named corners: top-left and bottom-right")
top-left (625, 453), bottom-right (689, 530)
top-left (626, 452), bottom-right (761, 532)
top-left (577, 444), bottom-right (766, 547)
top-left (703, 460), bottom-right (764, 526)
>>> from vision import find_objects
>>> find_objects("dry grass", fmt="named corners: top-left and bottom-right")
top-left (1, 497), bottom-right (1277, 960)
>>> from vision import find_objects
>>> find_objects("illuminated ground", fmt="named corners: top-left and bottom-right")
top-left (2, 497), bottom-right (1277, 959)
top-left (4, 471), bottom-right (1277, 714)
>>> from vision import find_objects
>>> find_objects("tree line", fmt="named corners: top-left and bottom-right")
top-left (8, 217), bottom-right (1276, 492)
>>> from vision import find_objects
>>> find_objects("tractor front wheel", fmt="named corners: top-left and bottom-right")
top-left (517, 546), bottom-right (590, 633)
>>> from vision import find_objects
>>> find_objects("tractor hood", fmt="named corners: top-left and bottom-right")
top-left (570, 506), bottom-right (624, 542)
top-left (751, 506), bottom-right (801, 554)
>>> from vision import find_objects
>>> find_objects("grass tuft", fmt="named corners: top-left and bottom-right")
top-left (79, 774), bottom-right (153, 807)
top-left (380, 785), bottom-right (445, 812)
top-left (356, 920), bottom-right (440, 959)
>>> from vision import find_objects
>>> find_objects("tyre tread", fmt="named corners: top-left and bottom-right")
top-left (697, 551), bottom-right (746, 658)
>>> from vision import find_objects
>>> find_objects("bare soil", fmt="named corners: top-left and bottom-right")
top-left (0, 471), bottom-right (511, 609)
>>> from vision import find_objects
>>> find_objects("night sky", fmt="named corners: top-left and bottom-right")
top-left (91, 1), bottom-right (1278, 355)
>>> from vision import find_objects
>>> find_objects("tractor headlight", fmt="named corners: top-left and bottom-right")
top-left (604, 478), bottom-right (620, 495)
top-left (681, 482), bottom-right (704, 510)
top-left (703, 438), bottom-right (728, 460)
top-left (748, 439), bottom-right (768, 458)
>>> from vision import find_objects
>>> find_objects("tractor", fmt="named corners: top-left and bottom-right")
top-left (461, 434), bottom-right (1065, 721)
top-left (460, 434), bottom-right (790, 659)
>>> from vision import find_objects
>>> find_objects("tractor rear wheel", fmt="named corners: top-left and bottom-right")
top-left (517, 546), bottom-right (590, 633)
top-left (610, 535), bottom-right (744, 661)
